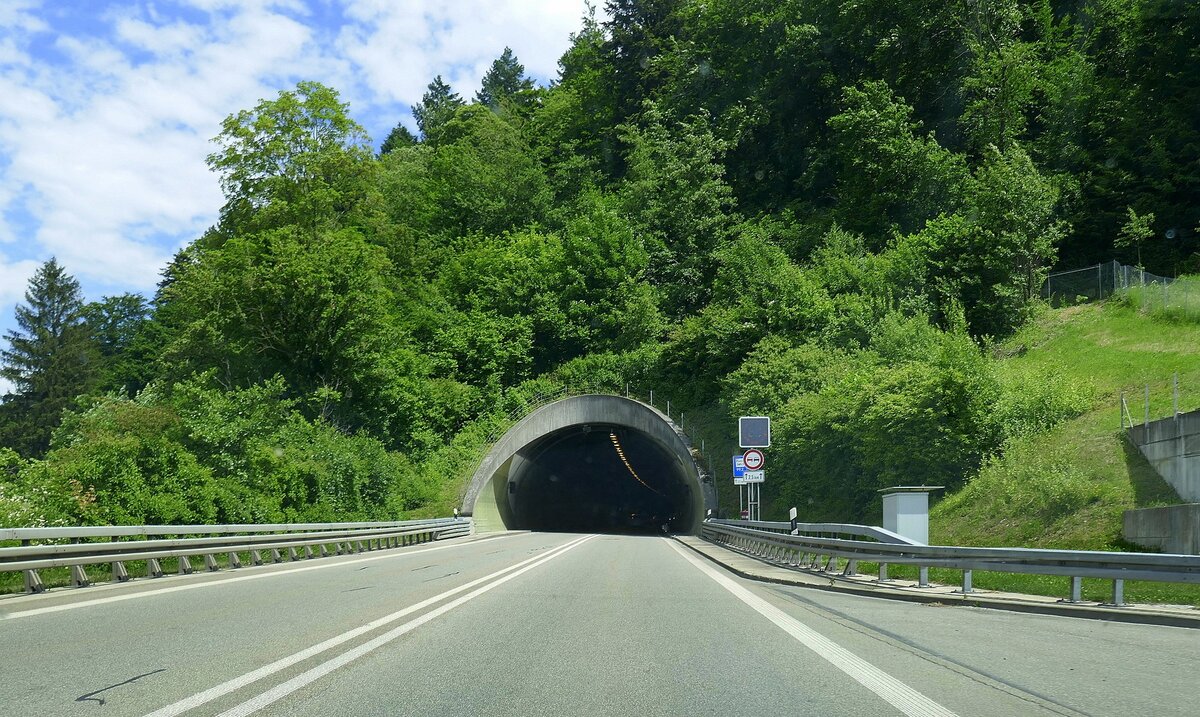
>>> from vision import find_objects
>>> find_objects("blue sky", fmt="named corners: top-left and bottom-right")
top-left (0, 0), bottom-right (601, 381)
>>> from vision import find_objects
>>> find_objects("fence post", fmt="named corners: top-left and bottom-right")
top-left (1097, 263), bottom-right (1103, 299)
top-left (1145, 384), bottom-right (1150, 427)
top-left (1173, 373), bottom-right (1179, 419)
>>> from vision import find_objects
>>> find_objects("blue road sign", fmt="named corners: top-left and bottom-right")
top-left (732, 455), bottom-right (746, 477)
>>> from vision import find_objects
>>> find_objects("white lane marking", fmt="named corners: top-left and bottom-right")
top-left (213, 534), bottom-right (596, 717)
top-left (142, 534), bottom-right (592, 717)
top-left (2, 534), bottom-right (517, 620)
top-left (667, 539), bottom-right (959, 717)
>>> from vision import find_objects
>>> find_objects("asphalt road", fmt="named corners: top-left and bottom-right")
top-left (2, 532), bottom-right (1197, 716)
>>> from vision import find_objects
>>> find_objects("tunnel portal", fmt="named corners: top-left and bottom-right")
top-left (464, 396), bottom-right (714, 534)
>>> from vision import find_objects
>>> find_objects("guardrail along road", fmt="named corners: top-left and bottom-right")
top-left (2, 530), bottom-right (1198, 716)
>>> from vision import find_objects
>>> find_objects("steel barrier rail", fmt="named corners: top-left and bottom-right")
top-left (1, 518), bottom-right (472, 594)
top-left (721, 519), bottom-right (919, 545)
top-left (702, 520), bottom-right (1200, 606)
top-left (0, 519), bottom-right (460, 542)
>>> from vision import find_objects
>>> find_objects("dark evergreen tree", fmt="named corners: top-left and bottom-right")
top-left (83, 293), bottom-right (152, 397)
top-left (412, 76), bottom-right (465, 143)
top-left (379, 123), bottom-right (417, 155)
top-left (475, 47), bottom-right (536, 110)
top-left (0, 258), bottom-right (98, 457)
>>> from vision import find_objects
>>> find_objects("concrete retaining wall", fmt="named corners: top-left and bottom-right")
top-left (1123, 504), bottom-right (1200, 555)
top-left (1128, 408), bottom-right (1200, 501)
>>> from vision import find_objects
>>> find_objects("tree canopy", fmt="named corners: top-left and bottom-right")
top-left (3, 1), bottom-right (1197, 529)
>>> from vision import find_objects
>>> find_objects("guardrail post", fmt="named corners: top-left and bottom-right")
top-left (111, 561), bottom-right (130, 582)
top-left (70, 564), bottom-right (90, 588)
top-left (271, 548), bottom-right (282, 563)
top-left (24, 569), bottom-right (44, 594)
top-left (250, 550), bottom-right (263, 566)
top-left (1069, 576), bottom-right (1082, 603)
top-left (227, 551), bottom-right (243, 569)
top-left (304, 545), bottom-right (314, 559)
top-left (178, 556), bottom-right (194, 575)
top-left (1111, 579), bottom-right (1125, 607)
top-left (918, 567), bottom-right (930, 588)
top-left (204, 554), bottom-right (219, 571)
top-left (878, 563), bottom-right (889, 582)
top-left (843, 560), bottom-right (858, 577)
top-left (961, 570), bottom-right (972, 593)
top-left (147, 558), bottom-right (164, 578)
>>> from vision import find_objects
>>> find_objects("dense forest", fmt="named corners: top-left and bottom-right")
top-left (1, 0), bottom-right (1197, 528)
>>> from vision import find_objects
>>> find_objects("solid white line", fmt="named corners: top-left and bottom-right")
top-left (666, 539), bottom-right (959, 717)
top-left (141, 534), bottom-right (592, 717)
top-left (213, 534), bottom-right (595, 717)
top-left (2, 534), bottom-right (515, 620)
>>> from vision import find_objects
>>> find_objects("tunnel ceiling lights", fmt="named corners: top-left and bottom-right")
top-left (609, 432), bottom-right (664, 497)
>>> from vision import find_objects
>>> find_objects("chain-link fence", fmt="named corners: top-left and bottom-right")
top-left (1043, 260), bottom-right (1200, 318)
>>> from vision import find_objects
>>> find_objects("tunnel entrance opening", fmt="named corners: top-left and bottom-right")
top-left (465, 395), bottom-right (713, 534)
top-left (506, 426), bottom-right (694, 534)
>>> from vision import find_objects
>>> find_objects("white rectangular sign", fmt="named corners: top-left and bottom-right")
top-left (743, 470), bottom-right (765, 484)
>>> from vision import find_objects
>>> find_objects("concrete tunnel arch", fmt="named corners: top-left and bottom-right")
top-left (463, 395), bottom-right (716, 534)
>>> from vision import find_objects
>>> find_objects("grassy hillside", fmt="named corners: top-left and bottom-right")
top-left (928, 299), bottom-right (1200, 604)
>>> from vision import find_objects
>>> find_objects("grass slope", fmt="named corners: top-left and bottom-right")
top-left (928, 300), bottom-right (1200, 604)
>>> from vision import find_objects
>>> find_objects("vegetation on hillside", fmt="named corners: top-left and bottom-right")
top-left (3, 1), bottom-right (1199, 536)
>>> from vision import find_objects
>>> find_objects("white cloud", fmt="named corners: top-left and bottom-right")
top-left (0, 0), bottom-right (598, 327)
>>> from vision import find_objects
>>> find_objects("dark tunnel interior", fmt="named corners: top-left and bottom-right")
top-left (504, 425), bottom-right (696, 534)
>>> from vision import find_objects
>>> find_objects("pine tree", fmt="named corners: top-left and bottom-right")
top-left (379, 123), bottom-right (418, 155)
top-left (0, 258), bottom-right (98, 456)
top-left (412, 76), bottom-right (464, 143)
top-left (475, 47), bottom-right (536, 110)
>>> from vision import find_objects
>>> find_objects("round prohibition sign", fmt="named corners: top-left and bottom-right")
top-left (742, 449), bottom-right (764, 471)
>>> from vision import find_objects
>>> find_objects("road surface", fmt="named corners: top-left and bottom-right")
top-left (2, 531), bottom-right (1196, 716)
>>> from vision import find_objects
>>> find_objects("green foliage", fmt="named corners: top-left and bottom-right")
top-left (158, 225), bottom-right (426, 447)
top-left (827, 81), bottom-right (969, 244)
top-left (412, 75), bottom-right (465, 144)
top-left (0, 259), bottom-right (99, 458)
top-left (476, 47), bottom-right (537, 111)
top-left (1115, 207), bottom-right (1155, 267)
top-left (379, 123), bottom-right (417, 155)
top-left (426, 106), bottom-right (552, 237)
top-left (7, 3), bottom-right (1200, 544)
top-left (620, 103), bottom-right (737, 317)
top-left (206, 81), bottom-right (375, 233)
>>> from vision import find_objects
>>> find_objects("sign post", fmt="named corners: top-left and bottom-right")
top-left (738, 417), bottom-right (770, 521)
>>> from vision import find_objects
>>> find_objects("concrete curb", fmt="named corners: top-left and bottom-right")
top-left (674, 535), bottom-right (1200, 630)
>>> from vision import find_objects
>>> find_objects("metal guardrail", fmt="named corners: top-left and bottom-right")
top-left (703, 520), bottom-right (1200, 606)
top-left (1, 518), bottom-right (472, 594)
top-left (730, 520), bottom-right (920, 545)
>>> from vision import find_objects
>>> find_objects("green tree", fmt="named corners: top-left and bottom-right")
top-left (379, 123), bottom-right (417, 155)
top-left (412, 75), bottom-right (465, 144)
top-left (1115, 207), bottom-right (1155, 267)
top-left (619, 103), bottom-right (737, 318)
top-left (206, 81), bottom-right (375, 233)
top-left (84, 293), bottom-right (152, 396)
top-left (158, 226), bottom-right (427, 448)
top-left (0, 259), bottom-right (99, 457)
top-left (476, 47), bottom-right (537, 111)
top-left (426, 105), bottom-right (552, 237)
top-left (827, 81), bottom-right (969, 245)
